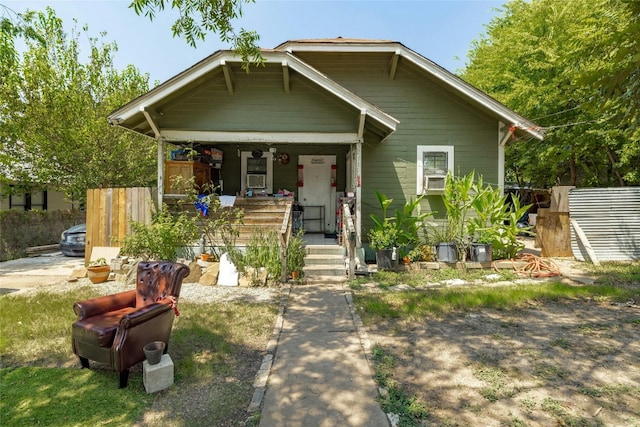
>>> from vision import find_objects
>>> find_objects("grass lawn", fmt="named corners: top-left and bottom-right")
top-left (0, 286), bottom-right (279, 427)
top-left (1, 261), bottom-right (638, 426)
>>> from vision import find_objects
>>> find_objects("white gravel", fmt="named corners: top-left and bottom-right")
top-left (8, 277), bottom-right (283, 304)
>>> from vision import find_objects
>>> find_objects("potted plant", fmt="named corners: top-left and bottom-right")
top-left (469, 231), bottom-right (493, 262)
top-left (87, 257), bottom-right (110, 283)
top-left (441, 171), bottom-right (479, 264)
top-left (286, 230), bottom-right (306, 281)
top-left (368, 190), bottom-right (431, 270)
top-left (368, 220), bottom-right (401, 270)
top-left (429, 223), bottom-right (459, 263)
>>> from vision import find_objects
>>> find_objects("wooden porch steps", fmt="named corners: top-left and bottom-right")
top-left (233, 197), bottom-right (292, 245)
top-left (165, 195), bottom-right (294, 247)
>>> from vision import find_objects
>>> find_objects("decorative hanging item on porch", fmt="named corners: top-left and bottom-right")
top-left (278, 152), bottom-right (290, 165)
top-left (331, 164), bottom-right (337, 187)
top-left (297, 164), bottom-right (304, 187)
top-left (251, 149), bottom-right (263, 159)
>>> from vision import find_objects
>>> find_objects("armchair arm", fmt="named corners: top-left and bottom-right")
top-left (119, 302), bottom-right (172, 329)
top-left (73, 290), bottom-right (136, 319)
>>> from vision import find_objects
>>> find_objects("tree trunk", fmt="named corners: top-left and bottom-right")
top-left (606, 147), bottom-right (625, 186)
top-left (569, 149), bottom-right (577, 186)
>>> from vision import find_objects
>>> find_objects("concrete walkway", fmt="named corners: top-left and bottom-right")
top-left (259, 278), bottom-right (389, 427)
top-left (0, 252), bottom-right (83, 295)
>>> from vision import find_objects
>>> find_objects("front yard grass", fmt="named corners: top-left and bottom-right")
top-left (0, 287), bottom-right (279, 426)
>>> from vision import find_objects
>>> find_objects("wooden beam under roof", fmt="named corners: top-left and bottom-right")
top-left (389, 50), bottom-right (400, 80)
top-left (161, 130), bottom-right (360, 144)
top-left (357, 109), bottom-right (366, 140)
top-left (140, 106), bottom-right (161, 138)
top-left (282, 61), bottom-right (290, 94)
top-left (221, 60), bottom-right (234, 95)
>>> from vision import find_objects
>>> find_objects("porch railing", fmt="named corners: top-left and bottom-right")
top-left (279, 201), bottom-right (293, 282)
top-left (341, 203), bottom-right (357, 280)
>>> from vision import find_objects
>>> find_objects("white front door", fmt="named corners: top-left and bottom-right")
top-left (298, 155), bottom-right (336, 233)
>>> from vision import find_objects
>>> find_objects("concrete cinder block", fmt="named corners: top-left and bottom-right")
top-left (143, 354), bottom-right (174, 393)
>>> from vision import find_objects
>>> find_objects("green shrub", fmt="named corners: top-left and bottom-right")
top-left (232, 228), bottom-right (282, 284)
top-left (442, 171), bottom-right (532, 260)
top-left (286, 229), bottom-right (306, 276)
top-left (118, 204), bottom-right (199, 261)
top-left (368, 190), bottom-right (431, 257)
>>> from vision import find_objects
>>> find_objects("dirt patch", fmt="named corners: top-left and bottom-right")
top-left (365, 300), bottom-right (640, 426)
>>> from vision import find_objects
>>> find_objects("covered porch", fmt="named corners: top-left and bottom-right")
top-left (108, 49), bottom-right (398, 246)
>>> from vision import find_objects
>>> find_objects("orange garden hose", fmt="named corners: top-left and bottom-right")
top-left (494, 253), bottom-right (562, 278)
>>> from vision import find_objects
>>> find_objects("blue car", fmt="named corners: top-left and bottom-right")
top-left (60, 224), bottom-right (86, 257)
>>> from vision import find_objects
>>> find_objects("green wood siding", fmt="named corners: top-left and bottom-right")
top-left (160, 65), bottom-right (356, 133)
top-left (298, 53), bottom-right (499, 233)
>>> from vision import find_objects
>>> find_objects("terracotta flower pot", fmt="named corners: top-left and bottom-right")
top-left (87, 265), bottom-right (110, 283)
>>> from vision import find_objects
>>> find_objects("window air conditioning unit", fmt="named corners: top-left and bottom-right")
top-left (424, 174), bottom-right (446, 191)
top-left (247, 174), bottom-right (266, 188)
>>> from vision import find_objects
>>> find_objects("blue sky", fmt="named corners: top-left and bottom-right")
top-left (4, 0), bottom-right (505, 84)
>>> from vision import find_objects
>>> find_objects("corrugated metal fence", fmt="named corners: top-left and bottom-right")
top-left (85, 187), bottom-right (156, 265)
top-left (569, 187), bottom-right (640, 262)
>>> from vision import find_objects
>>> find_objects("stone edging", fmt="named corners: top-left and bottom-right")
top-left (342, 282), bottom-right (393, 424)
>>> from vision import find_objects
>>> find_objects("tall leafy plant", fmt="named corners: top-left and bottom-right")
top-left (490, 197), bottom-right (532, 260)
top-left (442, 171), bottom-right (533, 261)
top-left (286, 229), bottom-right (306, 276)
top-left (368, 190), bottom-right (430, 256)
top-left (442, 171), bottom-right (477, 262)
top-left (233, 228), bottom-right (282, 285)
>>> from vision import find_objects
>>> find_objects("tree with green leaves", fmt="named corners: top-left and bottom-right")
top-left (129, 0), bottom-right (263, 70)
top-left (462, 0), bottom-right (639, 187)
top-left (1, 7), bottom-right (155, 203)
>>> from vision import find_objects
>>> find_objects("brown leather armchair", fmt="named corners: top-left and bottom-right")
top-left (71, 261), bottom-right (189, 388)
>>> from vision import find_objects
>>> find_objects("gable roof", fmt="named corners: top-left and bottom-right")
top-left (108, 49), bottom-right (399, 142)
top-left (109, 38), bottom-right (543, 143)
top-left (276, 38), bottom-right (544, 141)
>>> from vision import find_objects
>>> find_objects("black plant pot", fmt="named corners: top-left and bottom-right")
top-left (435, 242), bottom-right (458, 263)
top-left (470, 243), bottom-right (493, 262)
top-left (143, 341), bottom-right (166, 365)
top-left (376, 249), bottom-right (399, 270)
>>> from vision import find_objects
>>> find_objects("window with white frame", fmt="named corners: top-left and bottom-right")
top-left (416, 145), bottom-right (454, 194)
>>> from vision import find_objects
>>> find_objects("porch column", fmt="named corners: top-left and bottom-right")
top-left (355, 140), bottom-right (363, 247)
top-left (498, 121), bottom-right (512, 197)
top-left (157, 138), bottom-right (165, 209)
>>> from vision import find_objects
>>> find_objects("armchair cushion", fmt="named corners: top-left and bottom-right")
top-left (72, 307), bottom-right (138, 347)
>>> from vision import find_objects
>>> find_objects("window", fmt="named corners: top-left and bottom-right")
top-left (241, 151), bottom-right (273, 193)
top-left (416, 145), bottom-right (454, 194)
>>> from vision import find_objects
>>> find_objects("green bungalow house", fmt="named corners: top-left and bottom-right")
top-left (108, 38), bottom-right (543, 257)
